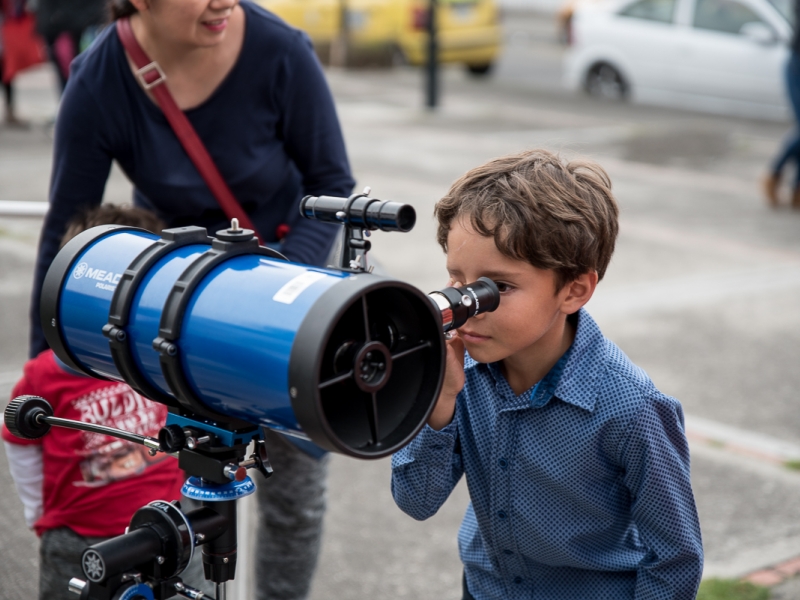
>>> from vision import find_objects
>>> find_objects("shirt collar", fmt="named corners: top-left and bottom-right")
top-left (542, 308), bottom-right (606, 411)
top-left (466, 308), bottom-right (606, 412)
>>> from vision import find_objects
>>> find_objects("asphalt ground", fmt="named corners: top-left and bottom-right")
top-left (3, 11), bottom-right (800, 599)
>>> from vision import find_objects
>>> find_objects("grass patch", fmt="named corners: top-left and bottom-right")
top-left (697, 579), bottom-right (770, 600)
top-left (784, 460), bottom-right (800, 471)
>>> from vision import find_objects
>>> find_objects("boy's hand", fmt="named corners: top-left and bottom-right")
top-left (428, 280), bottom-right (466, 431)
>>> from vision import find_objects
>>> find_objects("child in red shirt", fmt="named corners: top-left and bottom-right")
top-left (2, 205), bottom-right (186, 600)
top-left (3, 351), bottom-right (184, 536)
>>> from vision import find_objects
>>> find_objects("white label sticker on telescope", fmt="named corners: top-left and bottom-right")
top-left (273, 272), bottom-right (327, 304)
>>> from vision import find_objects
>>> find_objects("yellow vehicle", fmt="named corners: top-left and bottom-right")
top-left (256, 0), bottom-right (501, 74)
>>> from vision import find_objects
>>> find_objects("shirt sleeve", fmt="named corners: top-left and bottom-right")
top-left (391, 421), bottom-right (464, 521)
top-left (29, 78), bottom-right (113, 357)
top-left (272, 32), bottom-right (355, 267)
top-left (3, 442), bottom-right (43, 529)
top-left (618, 394), bottom-right (704, 600)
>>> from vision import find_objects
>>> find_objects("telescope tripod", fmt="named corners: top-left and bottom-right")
top-left (5, 395), bottom-right (273, 600)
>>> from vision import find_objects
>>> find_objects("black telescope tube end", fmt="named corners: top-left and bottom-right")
top-left (366, 201), bottom-right (416, 232)
top-left (81, 527), bottom-right (162, 583)
top-left (429, 278), bottom-right (501, 332)
top-left (289, 275), bottom-right (445, 459)
top-left (472, 277), bottom-right (501, 314)
top-left (83, 500), bottom-right (195, 583)
top-left (40, 225), bottom-right (150, 379)
top-left (395, 204), bottom-right (416, 232)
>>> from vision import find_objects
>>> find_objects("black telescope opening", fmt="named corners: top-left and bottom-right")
top-left (289, 277), bottom-right (445, 459)
top-left (393, 204), bottom-right (416, 233)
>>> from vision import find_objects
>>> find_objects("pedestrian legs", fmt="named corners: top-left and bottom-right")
top-left (254, 429), bottom-right (329, 600)
top-left (766, 53), bottom-right (800, 207)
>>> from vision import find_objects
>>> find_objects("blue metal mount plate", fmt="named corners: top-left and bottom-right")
top-left (181, 476), bottom-right (256, 502)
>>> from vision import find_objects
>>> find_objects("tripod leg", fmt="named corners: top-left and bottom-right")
top-left (202, 499), bottom-right (237, 585)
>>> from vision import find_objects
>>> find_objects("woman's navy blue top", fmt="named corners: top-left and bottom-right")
top-left (30, 1), bottom-right (355, 356)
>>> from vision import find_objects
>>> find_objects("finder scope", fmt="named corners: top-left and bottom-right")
top-left (40, 223), bottom-right (499, 459)
top-left (300, 193), bottom-right (415, 232)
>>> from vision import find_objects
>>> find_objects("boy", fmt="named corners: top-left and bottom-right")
top-left (2, 205), bottom-right (189, 600)
top-left (391, 150), bottom-right (703, 599)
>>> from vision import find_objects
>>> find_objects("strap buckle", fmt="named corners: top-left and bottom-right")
top-left (135, 61), bottom-right (167, 90)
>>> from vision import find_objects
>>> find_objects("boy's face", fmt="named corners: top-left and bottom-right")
top-left (445, 218), bottom-right (588, 367)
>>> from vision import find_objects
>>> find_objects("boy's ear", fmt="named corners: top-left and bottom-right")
top-left (559, 271), bottom-right (598, 314)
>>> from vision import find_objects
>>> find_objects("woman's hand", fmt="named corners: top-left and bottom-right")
top-left (428, 280), bottom-right (466, 431)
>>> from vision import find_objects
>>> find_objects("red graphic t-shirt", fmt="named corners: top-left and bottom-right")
top-left (2, 350), bottom-right (184, 537)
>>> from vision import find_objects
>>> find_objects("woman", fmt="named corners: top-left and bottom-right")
top-left (29, 0), bottom-right (355, 597)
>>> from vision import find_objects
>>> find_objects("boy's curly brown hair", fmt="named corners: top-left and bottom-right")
top-left (435, 149), bottom-right (619, 291)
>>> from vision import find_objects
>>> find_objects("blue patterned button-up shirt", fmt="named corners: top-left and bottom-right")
top-left (391, 309), bottom-right (703, 600)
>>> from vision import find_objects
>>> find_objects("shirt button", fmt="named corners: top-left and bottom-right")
top-left (503, 549), bottom-right (513, 555)
top-left (497, 510), bottom-right (508, 520)
top-left (498, 458), bottom-right (508, 469)
top-left (514, 576), bottom-right (523, 584)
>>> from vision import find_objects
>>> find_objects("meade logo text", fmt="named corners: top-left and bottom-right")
top-left (72, 262), bottom-right (122, 292)
top-left (73, 262), bottom-right (122, 284)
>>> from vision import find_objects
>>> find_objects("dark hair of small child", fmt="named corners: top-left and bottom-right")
top-left (59, 204), bottom-right (165, 249)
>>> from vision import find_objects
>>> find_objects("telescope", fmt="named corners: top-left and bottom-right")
top-left (5, 189), bottom-right (500, 600)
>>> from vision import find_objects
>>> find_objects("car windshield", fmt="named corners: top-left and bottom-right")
top-left (619, 0), bottom-right (676, 23)
top-left (765, 0), bottom-right (793, 25)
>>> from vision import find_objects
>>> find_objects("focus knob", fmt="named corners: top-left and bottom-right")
top-left (158, 424), bottom-right (187, 453)
top-left (4, 395), bottom-right (53, 439)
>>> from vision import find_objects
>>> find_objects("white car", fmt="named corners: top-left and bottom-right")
top-left (564, 0), bottom-right (793, 119)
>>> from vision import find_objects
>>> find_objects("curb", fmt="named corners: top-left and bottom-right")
top-left (742, 555), bottom-right (800, 587)
top-left (685, 414), bottom-right (800, 468)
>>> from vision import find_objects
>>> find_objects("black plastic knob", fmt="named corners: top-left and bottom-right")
top-left (158, 424), bottom-right (187, 453)
top-left (4, 396), bottom-right (54, 439)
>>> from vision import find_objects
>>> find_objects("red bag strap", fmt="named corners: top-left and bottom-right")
top-left (116, 17), bottom-right (261, 240)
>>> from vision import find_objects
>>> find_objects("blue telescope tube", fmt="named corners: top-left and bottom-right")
top-left (41, 226), bottom-right (446, 458)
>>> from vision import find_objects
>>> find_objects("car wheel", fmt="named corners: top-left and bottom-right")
top-left (585, 63), bottom-right (627, 100)
top-left (466, 63), bottom-right (493, 77)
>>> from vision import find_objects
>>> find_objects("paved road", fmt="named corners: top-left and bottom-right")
top-left (3, 11), bottom-right (800, 599)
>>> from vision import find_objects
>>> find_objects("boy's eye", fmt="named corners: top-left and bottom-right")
top-left (495, 282), bottom-right (513, 293)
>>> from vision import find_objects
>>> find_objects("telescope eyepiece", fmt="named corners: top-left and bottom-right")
top-left (429, 278), bottom-right (501, 332)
